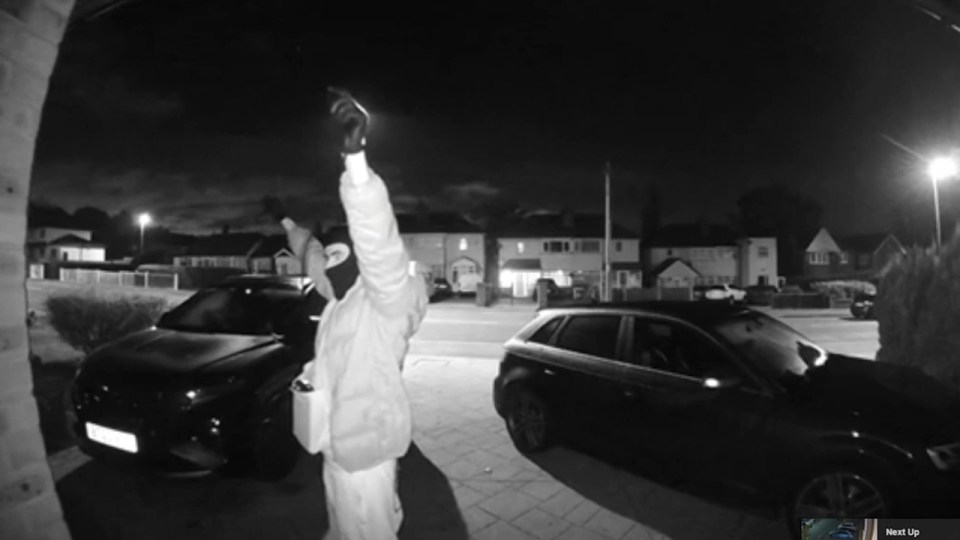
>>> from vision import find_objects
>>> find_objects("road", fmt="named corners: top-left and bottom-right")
top-left (412, 300), bottom-right (880, 360)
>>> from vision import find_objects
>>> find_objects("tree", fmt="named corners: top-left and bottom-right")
top-left (733, 184), bottom-right (823, 277)
top-left (465, 197), bottom-right (525, 287)
top-left (639, 183), bottom-right (662, 244)
top-left (72, 206), bottom-right (112, 232)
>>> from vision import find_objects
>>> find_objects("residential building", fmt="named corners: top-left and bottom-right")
top-left (26, 226), bottom-right (105, 263)
top-left (248, 235), bottom-right (302, 276)
top-left (802, 227), bottom-right (850, 278)
top-left (173, 233), bottom-right (266, 271)
top-left (643, 223), bottom-right (779, 287)
top-left (801, 228), bottom-right (906, 280)
top-left (836, 233), bottom-right (906, 275)
top-left (649, 258), bottom-right (700, 288)
top-left (497, 212), bottom-right (642, 298)
top-left (397, 213), bottom-right (485, 289)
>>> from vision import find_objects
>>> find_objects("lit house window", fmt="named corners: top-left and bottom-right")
top-left (808, 252), bottom-right (829, 265)
top-left (517, 242), bottom-right (525, 254)
top-left (758, 246), bottom-right (769, 258)
top-left (459, 238), bottom-right (468, 251)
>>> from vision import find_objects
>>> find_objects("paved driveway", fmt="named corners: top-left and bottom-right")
top-left (52, 301), bottom-right (879, 540)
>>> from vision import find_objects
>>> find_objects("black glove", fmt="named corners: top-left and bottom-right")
top-left (327, 86), bottom-right (369, 155)
top-left (260, 195), bottom-right (286, 223)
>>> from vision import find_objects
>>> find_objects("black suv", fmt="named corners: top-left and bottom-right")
top-left (493, 302), bottom-right (960, 533)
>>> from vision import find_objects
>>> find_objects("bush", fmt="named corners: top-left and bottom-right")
top-left (809, 280), bottom-right (876, 301)
top-left (875, 234), bottom-right (960, 389)
top-left (46, 289), bottom-right (170, 355)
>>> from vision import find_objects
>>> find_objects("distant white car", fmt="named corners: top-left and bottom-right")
top-left (703, 284), bottom-right (747, 303)
top-left (454, 272), bottom-right (482, 295)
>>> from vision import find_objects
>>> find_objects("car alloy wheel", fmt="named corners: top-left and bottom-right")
top-left (792, 471), bottom-right (889, 520)
top-left (505, 389), bottom-right (551, 453)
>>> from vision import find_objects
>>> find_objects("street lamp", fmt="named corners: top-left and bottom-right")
top-left (927, 157), bottom-right (957, 249)
top-left (137, 213), bottom-right (152, 254)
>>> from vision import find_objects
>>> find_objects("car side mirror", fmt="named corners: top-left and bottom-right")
top-left (702, 375), bottom-right (742, 390)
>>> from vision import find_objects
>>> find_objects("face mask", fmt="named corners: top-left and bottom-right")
top-left (322, 227), bottom-right (360, 300)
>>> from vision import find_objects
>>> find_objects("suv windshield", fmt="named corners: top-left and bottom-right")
top-left (158, 286), bottom-right (305, 335)
top-left (712, 312), bottom-right (827, 382)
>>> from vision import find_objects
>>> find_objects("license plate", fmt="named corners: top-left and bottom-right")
top-left (86, 422), bottom-right (138, 453)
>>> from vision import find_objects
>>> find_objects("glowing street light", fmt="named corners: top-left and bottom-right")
top-left (927, 157), bottom-right (957, 249)
top-left (137, 213), bottom-right (152, 253)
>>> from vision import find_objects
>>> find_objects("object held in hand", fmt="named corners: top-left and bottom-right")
top-left (291, 378), bottom-right (314, 393)
top-left (327, 86), bottom-right (369, 155)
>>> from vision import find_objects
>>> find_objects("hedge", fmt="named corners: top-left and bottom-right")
top-left (875, 230), bottom-right (960, 389)
top-left (45, 289), bottom-right (171, 355)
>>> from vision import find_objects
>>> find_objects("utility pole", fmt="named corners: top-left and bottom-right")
top-left (604, 162), bottom-right (612, 302)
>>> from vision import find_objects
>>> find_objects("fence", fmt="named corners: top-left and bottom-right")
top-left (59, 268), bottom-right (180, 290)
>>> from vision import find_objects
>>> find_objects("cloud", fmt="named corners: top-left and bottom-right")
top-left (442, 181), bottom-right (501, 202)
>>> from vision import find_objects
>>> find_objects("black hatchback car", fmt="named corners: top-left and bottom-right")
top-left (493, 302), bottom-right (960, 531)
top-left (850, 292), bottom-right (876, 320)
top-left (67, 274), bottom-right (325, 479)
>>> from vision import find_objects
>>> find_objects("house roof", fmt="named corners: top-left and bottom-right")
top-left (396, 213), bottom-right (482, 234)
top-left (183, 233), bottom-right (264, 256)
top-left (835, 233), bottom-right (900, 253)
top-left (502, 258), bottom-right (542, 271)
top-left (805, 227), bottom-right (842, 253)
top-left (650, 257), bottom-right (700, 277)
top-left (48, 234), bottom-right (101, 247)
top-left (249, 235), bottom-right (294, 258)
top-left (499, 213), bottom-right (639, 239)
top-left (648, 223), bottom-right (738, 247)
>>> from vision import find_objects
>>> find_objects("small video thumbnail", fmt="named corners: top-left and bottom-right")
top-left (800, 518), bottom-right (877, 540)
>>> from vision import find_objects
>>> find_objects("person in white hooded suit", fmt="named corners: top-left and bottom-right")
top-left (262, 88), bottom-right (427, 539)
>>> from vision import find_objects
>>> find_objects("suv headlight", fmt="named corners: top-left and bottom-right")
top-left (927, 441), bottom-right (960, 470)
top-left (179, 375), bottom-right (246, 408)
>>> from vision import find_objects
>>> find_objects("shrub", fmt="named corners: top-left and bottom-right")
top-left (46, 289), bottom-right (170, 355)
top-left (875, 231), bottom-right (960, 389)
top-left (809, 280), bottom-right (876, 300)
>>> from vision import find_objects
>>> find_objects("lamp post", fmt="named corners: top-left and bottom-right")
top-left (137, 213), bottom-right (152, 254)
top-left (927, 157), bottom-right (957, 249)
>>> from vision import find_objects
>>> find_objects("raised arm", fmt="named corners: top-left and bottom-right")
top-left (339, 152), bottom-right (424, 315)
top-left (327, 87), bottom-right (425, 316)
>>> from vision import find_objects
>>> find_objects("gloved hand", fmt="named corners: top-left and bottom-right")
top-left (260, 195), bottom-right (286, 223)
top-left (327, 86), bottom-right (369, 155)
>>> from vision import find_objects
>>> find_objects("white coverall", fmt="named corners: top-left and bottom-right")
top-left (282, 152), bottom-right (428, 539)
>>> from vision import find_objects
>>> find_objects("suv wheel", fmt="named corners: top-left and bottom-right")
top-left (786, 467), bottom-right (893, 534)
top-left (504, 387), bottom-right (552, 453)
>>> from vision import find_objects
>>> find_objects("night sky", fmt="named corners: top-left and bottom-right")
top-left (31, 0), bottom-right (960, 235)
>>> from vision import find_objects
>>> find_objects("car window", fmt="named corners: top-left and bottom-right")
top-left (631, 318), bottom-right (745, 381)
top-left (528, 317), bottom-right (563, 345)
top-left (553, 315), bottom-right (621, 360)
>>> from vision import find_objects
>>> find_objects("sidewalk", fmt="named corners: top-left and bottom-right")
top-left (52, 356), bottom-right (784, 540)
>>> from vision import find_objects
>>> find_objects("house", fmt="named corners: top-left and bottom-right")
top-left (173, 233), bottom-right (266, 271)
top-left (397, 213), bottom-right (486, 289)
top-left (835, 233), bottom-right (906, 275)
top-left (496, 211), bottom-right (642, 298)
top-left (801, 227), bottom-right (851, 279)
top-left (248, 235), bottom-right (302, 276)
top-left (26, 226), bottom-right (105, 263)
top-left (650, 257), bottom-right (700, 288)
top-left (644, 223), bottom-right (779, 287)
